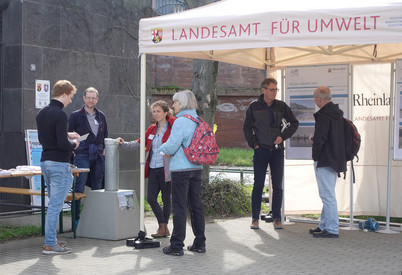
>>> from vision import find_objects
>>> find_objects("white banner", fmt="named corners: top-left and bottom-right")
top-left (139, 0), bottom-right (402, 54)
top-left (394, 59), bottom-right (402, 160)
top-left (286, 63), bottom-right (402, 216)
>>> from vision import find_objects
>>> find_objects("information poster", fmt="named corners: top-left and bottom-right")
top-left (35, 80), bottom-right (50, 109)
top-left (117, 191), bottom-right (136, 210)
top-left (285, 65), bottom-right (349, 159)
top-left (394, 59), bottom-right (402, 160)
top-left (25, 129), bottom-right (47, 206)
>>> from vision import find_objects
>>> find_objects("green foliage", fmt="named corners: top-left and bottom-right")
top-left (201, 176), bottom-right (252, 217)
top-left (0, 225), bottom-right (41, 243)
top-left (216, 147), bottom-right (253, 167)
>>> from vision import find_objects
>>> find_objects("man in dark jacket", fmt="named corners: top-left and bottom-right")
top-left (37, 80), bottom-right (79, 254)
top-left (243, 78), bottom-right (299, 230)
top-left (68, 87), bottom-right (108, 226)
top-left (310, 86), bottom-right (346, 238)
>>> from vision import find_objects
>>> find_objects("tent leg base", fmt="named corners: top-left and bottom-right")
top-left (127, 231), bottom-right (161, 249)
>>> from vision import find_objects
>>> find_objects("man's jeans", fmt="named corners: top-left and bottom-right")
top-left (41, 161), bottom-right (73, 247)
top-left (73, 153), bottom-right (102, 220)
top-left (170, 170), bottom-right (205, 251)
top-left (314, 162), bottom-right (339, 234)
top-left (252, 147), bottom-right (284, 221)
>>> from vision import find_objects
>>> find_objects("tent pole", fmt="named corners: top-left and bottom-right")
top-left (378, 63), bottom-right (399, 234)
top-left (130, 53), bottom-right (161, 248)
top-left (344, 65), bottom-right (359, 230)
top-left (140, 53), bottom-right (146, 233)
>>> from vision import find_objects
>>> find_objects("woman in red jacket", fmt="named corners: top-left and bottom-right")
top-left (118, 100), bottom-right (176, 238)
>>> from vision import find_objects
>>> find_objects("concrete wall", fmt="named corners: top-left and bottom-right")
top-left (0, 0), bottom-right (153, 211)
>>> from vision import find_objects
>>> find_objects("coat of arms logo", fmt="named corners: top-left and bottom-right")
top-left (151, 28), bottom-right (163, 43)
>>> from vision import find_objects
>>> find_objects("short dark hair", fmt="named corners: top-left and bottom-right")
top-left (261, 78), bottom-right (277, 89)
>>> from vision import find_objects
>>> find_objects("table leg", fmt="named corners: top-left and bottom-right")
top-left (72, 173), bottom-right (77, 239)
top-left (41, 175), bottom-right (45, 236)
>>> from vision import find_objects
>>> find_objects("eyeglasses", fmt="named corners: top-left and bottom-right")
top-left (264, 87), bottom-right (279, 92)
top-left (85, 97), bottom-right (98, 101)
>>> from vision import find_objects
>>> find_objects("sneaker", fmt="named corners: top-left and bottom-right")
top-left (309, 227), bottom-right (322, 234)
top-left (273, 219), bottom-right (283, 230)
top-left (162, 245), bottom-right (184, 256)
top-left (57, 240), bottom-right (67, 247)
top-left (43, 240), bottom-right (67, 249)
top-left (187, 244), bottom-right (206, 253)
top-left (250, 219), bottom-right (259, 229)
top-left (42, 243), bottom-right (72, 255)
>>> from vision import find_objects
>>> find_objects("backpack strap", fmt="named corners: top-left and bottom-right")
top-left (183, 114), bottom-right (201, 124)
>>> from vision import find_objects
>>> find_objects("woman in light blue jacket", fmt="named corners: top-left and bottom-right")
top-left (160, 90), bottom-right (206, 256)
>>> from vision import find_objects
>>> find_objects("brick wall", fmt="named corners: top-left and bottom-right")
top-left (151, 55), bottom-right (265, 148)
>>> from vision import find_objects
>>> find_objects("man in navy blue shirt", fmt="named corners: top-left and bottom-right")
top-left (69, 87), bottom-right (108, 226)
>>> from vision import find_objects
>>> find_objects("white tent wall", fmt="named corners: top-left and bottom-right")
top-left (284, 63), bottom-right (402, 216)
top-left (139, 0), bottom-right (402, 218)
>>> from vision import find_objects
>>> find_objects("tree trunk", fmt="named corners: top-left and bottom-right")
top-left (191, 59), bottom-right (219, 183)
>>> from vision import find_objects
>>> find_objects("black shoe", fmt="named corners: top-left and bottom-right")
top-left (163, 245), bottom-right (184, 256)
top-left (313, 229), bottom-right (339, 238)
top-left (187, 244), bottom-right (206, 253)
top-left (309, 227), bottom-right (322, 234)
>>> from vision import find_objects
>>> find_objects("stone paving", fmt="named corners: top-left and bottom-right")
top-left (1, 216), bottom-right (402, 275)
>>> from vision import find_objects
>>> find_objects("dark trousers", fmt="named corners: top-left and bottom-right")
top-left (147, 167), bottom-right (171, 224)
top-left (252, 147), bottom-right (284, 220)
top-left (170, 170), bottom-right (206, 251)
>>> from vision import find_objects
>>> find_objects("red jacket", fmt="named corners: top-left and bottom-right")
top-left (140, 116), bottom-right (176, 178)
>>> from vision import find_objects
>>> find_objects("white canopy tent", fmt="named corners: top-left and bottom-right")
top-left (137, 0), bottom-right (402, 234)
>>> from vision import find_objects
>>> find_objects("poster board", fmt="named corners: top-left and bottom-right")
top-left (25, 129), bottom-right (47, 206)
top-left (394, 59), bottom-right (402, 160)
top-left (285, 64), bottom-right (349, 159)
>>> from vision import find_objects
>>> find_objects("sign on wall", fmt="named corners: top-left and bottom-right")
top-left (285, 64), bottom-right (349, 159)
top-left (35, 80), bottom-right (50, 109)
top-left (394, 59), bottom-right (402, 160)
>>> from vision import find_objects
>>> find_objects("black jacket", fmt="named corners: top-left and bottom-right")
top-left (36, 99), bottom-right (76, 162)
top-left (243, 95), bottom-right (299, 149)
top-left (312, 101), bottom-right (347, 173)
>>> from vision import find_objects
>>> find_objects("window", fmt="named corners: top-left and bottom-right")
top-left (154, 0), bottom-right (187, 15)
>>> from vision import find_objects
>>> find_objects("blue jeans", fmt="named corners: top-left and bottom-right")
top-left (170, 170), bottom-right (205, 251)
top-left (148, 168), bottom-right (171, 224)
top-left (41, 161), bottom-right (73, 247)
top-left (314, 162), bottom-right (339, 234)
top-left (73, 153), bottom-right (102, 220)
top-left (252, 147), bottom-right (284, 220)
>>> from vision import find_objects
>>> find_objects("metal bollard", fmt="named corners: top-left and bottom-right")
top-left (104, 138), bottom-right (120, 191)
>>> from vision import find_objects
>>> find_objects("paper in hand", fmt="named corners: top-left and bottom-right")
top-left (78, 133), bottom-right (89, 142)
